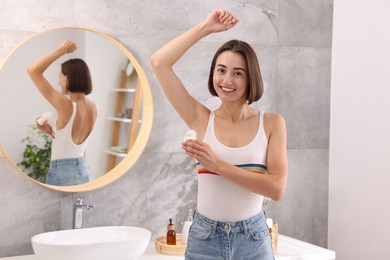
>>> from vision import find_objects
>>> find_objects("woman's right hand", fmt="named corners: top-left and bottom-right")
top-left (59, 39), bottom-right (77, 54)
top-left (36, 119), bottom-right (55, 139)
top-left (203, 9), bottom-right (239, 34)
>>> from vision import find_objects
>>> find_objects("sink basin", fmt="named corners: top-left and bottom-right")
top-left (31, 226), bottom-right (151, 260)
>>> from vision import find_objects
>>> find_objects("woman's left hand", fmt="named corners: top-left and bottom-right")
top-left (182, 140), bottom-right (220, 173)
top-left (59, 39), bottom-right (77, 54)
top-left (203, 9), bottom-right (239, 34)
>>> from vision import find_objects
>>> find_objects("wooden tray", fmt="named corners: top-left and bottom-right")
top-left (155, 233), bottom-right (186, 256)
top-left (270, 223), bottom-right (278, 254)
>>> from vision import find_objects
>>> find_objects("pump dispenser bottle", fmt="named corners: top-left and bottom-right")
top-left (181, 209), bottom-right (193, 245)
top-left (167, 218), bottom-right (176, 245)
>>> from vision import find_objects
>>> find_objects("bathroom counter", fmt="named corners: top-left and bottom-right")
top-left (0, 234), bottom-right (335, 260)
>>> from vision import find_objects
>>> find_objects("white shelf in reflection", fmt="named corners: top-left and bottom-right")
top-left (112, 88), bottom-right (136, 93)
top-left (105, 150), bottom-right (127, 157)
top-left (108, 117), bottom-right (142, 123)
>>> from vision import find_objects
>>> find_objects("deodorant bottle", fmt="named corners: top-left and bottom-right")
top-left (37, 112), bottom-right (52, 125)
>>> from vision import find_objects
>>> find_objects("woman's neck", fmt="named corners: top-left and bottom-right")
top-left (69, 92), bottom-right (86, 102)
top-left (216, 103), bottom-right (254, 123)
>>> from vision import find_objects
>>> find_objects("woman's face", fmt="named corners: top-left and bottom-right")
top-left (58, 71), bottom-right (68, 94)
top-left (213, 51), bottom-right (248, 104)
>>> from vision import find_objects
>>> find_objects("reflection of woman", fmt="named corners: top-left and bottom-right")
top-left (151, 9), bottom-right (287, 259)
top-left (27, 40), bottom-right (98, 186)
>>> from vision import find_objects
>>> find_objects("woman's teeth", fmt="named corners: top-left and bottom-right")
top-left (221, 87), bottom-right (234, 92)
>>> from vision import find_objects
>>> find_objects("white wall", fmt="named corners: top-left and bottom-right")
top-left (329, 1), bottom-right (390, 259)
top-left (83, 31), bottom-right (129, 179)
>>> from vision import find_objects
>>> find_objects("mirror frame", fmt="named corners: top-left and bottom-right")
top-left (0, 26), bottom-right (153, 192)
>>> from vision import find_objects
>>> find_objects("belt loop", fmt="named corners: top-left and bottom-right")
top-left (192, 208), bottom-right (197, 219)
top-left (242, 219), bottom-right (248, 235)
top-left (211, 220), bottom-right (217, 236)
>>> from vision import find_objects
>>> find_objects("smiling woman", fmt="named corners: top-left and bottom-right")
top-left (0, 27), bottom-right (153, 192)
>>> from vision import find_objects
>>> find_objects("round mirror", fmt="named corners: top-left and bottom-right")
top-left (0, 26), bottom-right (153, 192)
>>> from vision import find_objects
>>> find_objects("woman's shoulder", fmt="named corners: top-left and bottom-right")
top-left (263, 111), bottom-right (285, 121)
top-left (85, 99), bottom-right (99, 118)
top-left (263, 111), bottom-right (286, 135)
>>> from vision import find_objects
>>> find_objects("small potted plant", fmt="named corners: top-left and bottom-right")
top-left (18, 125), bottom-right (52, 183)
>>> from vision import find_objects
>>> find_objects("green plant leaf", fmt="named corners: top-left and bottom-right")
top-left (17, 124), bottom-right (52, 183)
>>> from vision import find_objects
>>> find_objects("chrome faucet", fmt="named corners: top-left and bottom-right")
top-left (73, 197), bottom-right (95, 229)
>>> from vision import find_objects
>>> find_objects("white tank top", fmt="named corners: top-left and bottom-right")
top-left (51, 102), bottom-right (97, 161)
top-left (196, 111), bottom-right (268, 221)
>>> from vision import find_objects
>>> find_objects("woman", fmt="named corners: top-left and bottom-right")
top-left (28, 40), bottom-right (98, 186)
top-left (151, 9), bottom-right (288, 259)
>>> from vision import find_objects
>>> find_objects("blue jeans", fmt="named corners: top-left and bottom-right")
top-left (185, 210), bottom-right (274, 260)
top-left (46, 157), bottom-right (91, 186)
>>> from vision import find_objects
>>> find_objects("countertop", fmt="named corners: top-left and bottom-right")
top-left (0, 234), bottom-right (335, 260)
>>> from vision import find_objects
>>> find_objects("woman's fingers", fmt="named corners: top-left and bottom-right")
top-left (61, 39), bottom-right (77, 53)
top-left (182, 140), bottom-right (210, 160)
top-left (217, 9), bottom-right (238, 25)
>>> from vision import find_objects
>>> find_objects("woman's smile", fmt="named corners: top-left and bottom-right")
top-left (220, 86), bottom-right (235, 92)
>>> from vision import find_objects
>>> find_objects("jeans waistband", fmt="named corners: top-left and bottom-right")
top-left (50, 157), bottom-right (86, 167)
top-left (193, 209), bottom-right (266, 235)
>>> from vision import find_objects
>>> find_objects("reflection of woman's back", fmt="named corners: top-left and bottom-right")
top-left (27, 40), bottom-right (98, 186)
top-left (48, 99), bottom-right (98, 186)
top-left (51, 101), bottom-right (97, 161)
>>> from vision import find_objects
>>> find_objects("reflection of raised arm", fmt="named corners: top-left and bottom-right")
top-left (151, 9), bottom-right (238, 128)
top-left (27, 40), bottom-right (77, 109)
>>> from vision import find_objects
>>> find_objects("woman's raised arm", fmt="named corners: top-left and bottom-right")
top-left (27, 40), bottom-right (76, 110)
top-left (150, 9), bottom-right (238, 128)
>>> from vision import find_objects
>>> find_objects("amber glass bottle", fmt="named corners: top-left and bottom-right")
top-left (167, 218), bottom-right (176, 245)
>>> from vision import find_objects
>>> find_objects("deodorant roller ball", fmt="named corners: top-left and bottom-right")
top-left (166, 218), bottom-right (176, 245)
top-left (183, 129), bottom-right (197, 141)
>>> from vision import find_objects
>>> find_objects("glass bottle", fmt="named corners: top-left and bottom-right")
top-left (167, 218), bottom-right (176, 245)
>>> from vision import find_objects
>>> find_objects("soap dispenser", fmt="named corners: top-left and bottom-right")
top-left (167, 218), bottom-right (176, 245)
top-left (181, 209), bottom-right (193, 245)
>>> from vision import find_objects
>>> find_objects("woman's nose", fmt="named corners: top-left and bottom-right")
top-left (222, 73), bottom-right (233, 84)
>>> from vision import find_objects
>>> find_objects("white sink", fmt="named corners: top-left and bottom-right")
top-left (31, 226), bottom-right (151, 260)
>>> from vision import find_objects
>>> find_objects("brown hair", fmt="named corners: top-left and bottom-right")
top-left (61, 58), bottom-right (92, 95)
top-left (208, 39), bottom-right (263, 104)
